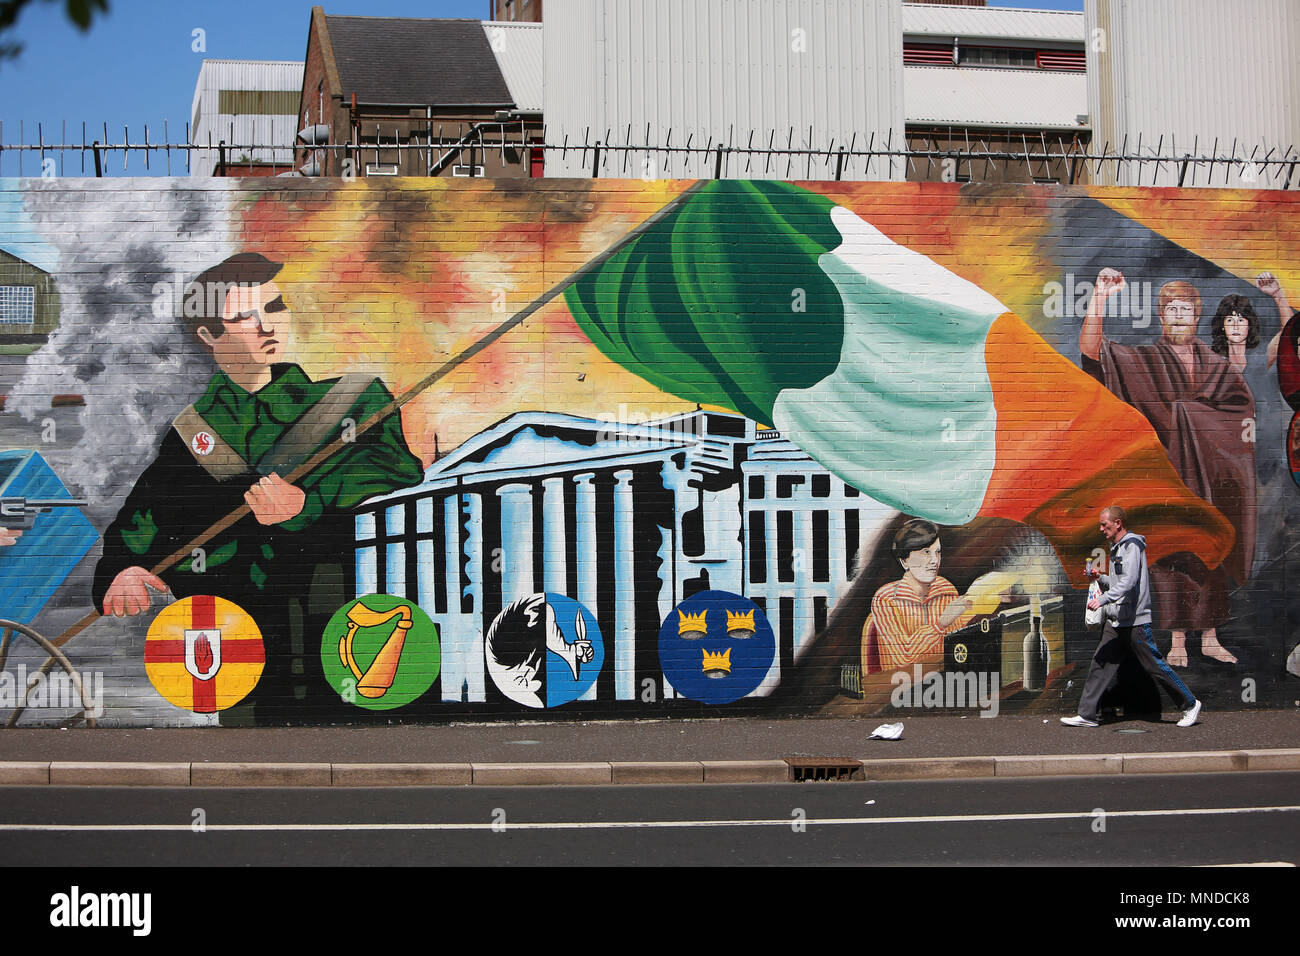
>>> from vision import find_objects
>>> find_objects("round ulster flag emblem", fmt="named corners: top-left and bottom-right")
top-left (191, 431), bottom-right (215, 456)
top-left (144, 596), bottom-right (264, 712)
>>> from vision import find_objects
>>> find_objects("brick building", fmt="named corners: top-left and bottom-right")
top-left (299, 7), bottom-right (543, 178)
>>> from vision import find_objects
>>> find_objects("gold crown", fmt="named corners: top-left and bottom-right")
top-left (701, 647), bottom-right (732, 676)
top-left (678, 609), bottom-right (708, 635)
top-left (726, 609), bottom-right (755, 633)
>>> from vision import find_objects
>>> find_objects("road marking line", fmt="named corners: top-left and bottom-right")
top-left (1, 805), bottom-right (1297, 832)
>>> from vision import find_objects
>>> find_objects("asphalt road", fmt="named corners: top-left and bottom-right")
top-left (2, 771), bottom-right (1297, 867)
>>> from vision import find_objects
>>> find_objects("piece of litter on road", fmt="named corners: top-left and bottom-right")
top-left (867, 722), bottom-right (903, 740)
top-left (1043, 719), bottom-right (1049, 723)
top-left (865, 800), bottom-right (876, 805)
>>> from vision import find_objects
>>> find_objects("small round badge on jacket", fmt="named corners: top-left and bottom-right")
top-left (191, 431), bottom-right (214, 456)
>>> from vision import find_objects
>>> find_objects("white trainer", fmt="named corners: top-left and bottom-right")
top-left (1060, 715), bottom-right (1099, 728)
top-left (1177, 699), bottom-right (1202, 727)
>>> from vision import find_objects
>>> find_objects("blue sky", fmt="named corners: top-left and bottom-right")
top-left (1, 0), bottom-right (1083, 175)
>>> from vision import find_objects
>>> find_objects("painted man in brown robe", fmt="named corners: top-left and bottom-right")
top-left (1080, 268), bottom-right (1255, 666)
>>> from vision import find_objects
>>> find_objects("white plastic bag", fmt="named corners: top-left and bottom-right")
top-left (868, 722), bottom-right (904, 740)
top-left (1084, 581), bottom-right (1104, 628)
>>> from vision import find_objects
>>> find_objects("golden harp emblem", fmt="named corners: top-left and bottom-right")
top-left (337, 601), bottom-right (414, 698)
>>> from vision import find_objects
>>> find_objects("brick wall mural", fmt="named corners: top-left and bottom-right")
top-left (1, 177), bottom-right (1296, 726)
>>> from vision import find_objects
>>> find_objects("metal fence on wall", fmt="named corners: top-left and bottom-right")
top-left (0, 121), bottom-right (1297, 188)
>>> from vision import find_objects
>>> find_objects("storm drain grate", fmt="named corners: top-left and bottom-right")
top-left (784, 758), bottom-right (864, 782)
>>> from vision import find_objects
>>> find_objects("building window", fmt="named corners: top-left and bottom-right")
top-left (776, 511), bottom-right (794, 583)
top-left (845, 510), bottom-right (860, 577)
top-left (748, 475), bottom-right (765, 500)
top-left (959, 46), bottom-right (1038, 69)
top-left (812, 511), bottom-right (829, 582)
top-left (0, 285), bottom-right (35, 327)
top-left (748, 511), bottom-right (766, 584)
top-left (811, 474), bottom-right (830, 498)
top-left (905, 41), bottom-right (1084, 72)
top-left (776, 475), bottom-right (804, 499)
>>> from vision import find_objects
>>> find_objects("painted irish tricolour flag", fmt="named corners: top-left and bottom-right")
top-left (563, 180), bottom-right (1234, 581)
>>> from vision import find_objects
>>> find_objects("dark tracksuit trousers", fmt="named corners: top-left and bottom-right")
top-left (1077, 619), bottom-right (1196, 721)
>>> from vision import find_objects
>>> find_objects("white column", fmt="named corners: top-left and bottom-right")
top-left (497, 482), bottom-right (534, 604)
top-left (443, 495), bottom-right (461, 616)
top-left (765, 508), bottom-right (780, 596)
top-left (613, 469), bottom-right (635, 701)
top-left (462, 492), bottom-right (485, 702)
top-left (415, 497), bottom-right (436, 615)
top-left (756, 507), bottom-right (782, 695)
top-left (658, 458), bottom-right (690, 611)
top-left (573, 472), bottom-right (599, 702)
top-left (793, 501), bottom-right (813, 656)
top-left (828, 507), bottom-right (847, 598)
top-left (541, 476), bottom-right (567, 595)
top-left (354, 512), bottom-right (377, 596)
top-left (384, 502), bottom-right (406, 597)
top-left (438, 494), bottom-right (472, 703)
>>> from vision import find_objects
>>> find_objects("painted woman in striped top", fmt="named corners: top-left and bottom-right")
top-left (868, 518), bottom-right (977, 672)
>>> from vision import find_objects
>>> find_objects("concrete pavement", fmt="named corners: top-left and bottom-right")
top-left (0, 710), bottom-right (1296, 786)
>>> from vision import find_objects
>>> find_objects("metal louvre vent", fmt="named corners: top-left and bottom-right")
top-left (904, 43), bottom-right (955, 65)
top-left (1037, 49), bottom-right (1086, 71)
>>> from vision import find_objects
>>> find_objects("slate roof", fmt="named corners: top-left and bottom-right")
top-left (325, 15), bottom-right (514, 107)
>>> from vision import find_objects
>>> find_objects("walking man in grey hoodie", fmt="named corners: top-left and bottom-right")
top-left (1062, 506), bottom-right (1203, 728)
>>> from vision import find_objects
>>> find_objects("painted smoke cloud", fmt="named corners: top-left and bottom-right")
top-left (7, 179), bottom-right (233, 506)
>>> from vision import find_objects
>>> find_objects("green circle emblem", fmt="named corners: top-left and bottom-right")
top-left (321, 594), bottom-right (440, 710)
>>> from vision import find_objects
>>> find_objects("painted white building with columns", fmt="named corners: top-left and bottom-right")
top-left (355, 409), bottom-right (889, 707)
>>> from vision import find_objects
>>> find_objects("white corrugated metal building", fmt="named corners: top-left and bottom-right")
top-left (903, 3), bottom-right (1087, 134)
top-left (542, 0), bottom-right (905, 180)
top-left (190, 59), bottom-right (305, 176)
top-left (1087, 0), bottom-right (1300, 187)
top-left (537, 0), bottom-right (1094, 182)
top-left (481, 20), bottom-right (544, 114)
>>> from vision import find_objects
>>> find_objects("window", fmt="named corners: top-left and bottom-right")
top-left (748, 511), bottom-right (766, 584)
top-left (776, 475), bottom-right (805, 499)
top-left (905, 41), bottom-right (1086, 72)
top-left (0, 285), bottom-right (35, 327)
top-left (959, 46), bottom-right (1038, 69)
top-left (777, 512), bottom-right (794, 583)
top-left (812, 511), bottom-right (828, 582)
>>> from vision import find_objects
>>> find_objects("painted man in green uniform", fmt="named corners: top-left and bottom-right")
top-left (93, 253), bottom-right (425, 723)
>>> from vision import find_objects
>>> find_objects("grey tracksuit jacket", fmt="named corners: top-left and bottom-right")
top-left (1097, 532), bottom-right (1153, 627)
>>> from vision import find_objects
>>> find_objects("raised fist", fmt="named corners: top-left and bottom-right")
top-left (1095, 267), bottom-right (1126, 300)
top-left (1256, 272), bottom-right (1281, 297)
